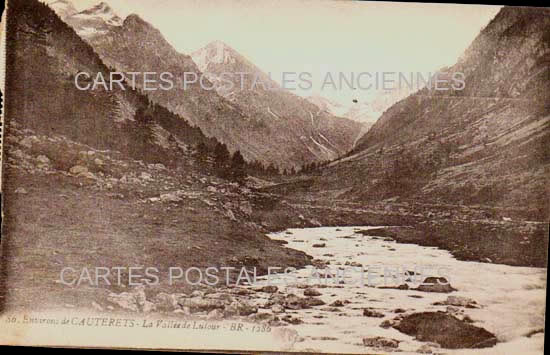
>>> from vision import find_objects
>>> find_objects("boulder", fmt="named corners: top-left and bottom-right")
top-left (363, 308), bottom-right (385, 318)
top-left (108, 285), bottom-right (155, 312)
top-left (281, 294), bottom-right (324, 310)
top-left (271, 304), bottom-right (285, 314)
top-left (414, 277), bottom-right (457, 293)
top-left (362, 336), bottom-right (399, 349)
top-left (416, 343), bottom-right (440, 353)
top-left (434, 296), bottom-right (479, 308)
top-left (259, 285), bottom-right (278, 293)
top-left (393, 312), bottom-right (497, 349)
top-left (282, 315), bottom-right (303, 325)
top-left (312, 243), bottom-right (326, 248)
top-left (303, 288), bottom-right (322, 297)
top-left (305, 297), bottom-right (326, 307)
top-left (154, 292), bottom-right (180, 312)
top-left (224, 300), bottom-right (258, 317)
top-left (207, 309), bottom-right (224, 320)
top-left (177, 297), bottom-right (225, 313)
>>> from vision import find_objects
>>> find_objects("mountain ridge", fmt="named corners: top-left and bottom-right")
top-left (48, 2), bottom-right (362, 168)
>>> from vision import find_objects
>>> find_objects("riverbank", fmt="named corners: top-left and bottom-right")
top-left (251, 195), bottom-right (549, 268)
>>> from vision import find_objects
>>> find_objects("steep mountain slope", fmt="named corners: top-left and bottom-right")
top-left (191, 40), bottom-right (361, 163)
top-left (303, 6), bottom-right (550, 220)
top-left (52, 4), bottom-right (361, 168)
top-left (43, 0), bottom-right (77, 18)
top-left (64, 1), bottom-right (123, 38)
top-left (7, 0), bottom-right (229, 166)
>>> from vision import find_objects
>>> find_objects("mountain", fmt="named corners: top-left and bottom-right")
top-left (65, 1), bottom-right (123, 38)
top-left (306, 95), bottom-right (349, 118)
top-left (6, 0), bottom-right (225, 166)
top-left (305, 95), bottom-right (379, 145)
top-left (51, 4), bottom-right (361, 168)
top-left (190, 40), bottom-right (362, 164)
top-left (300, 6), bottom-right (550, 220)
top-left (42, 0), bottom-right (77, 18)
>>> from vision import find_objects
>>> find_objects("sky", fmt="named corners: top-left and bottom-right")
top-left (65, 0), bottom-right (501, 106)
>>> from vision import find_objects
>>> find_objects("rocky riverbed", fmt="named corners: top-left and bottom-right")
top-left (257, 227), bottom-right (546, 353)
top-left (99, 226), bottom-right (546, 354)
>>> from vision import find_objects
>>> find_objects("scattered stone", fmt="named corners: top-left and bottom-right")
top-left (178, 297), bottom-right (225, 313)
top-left (414, 277), bottom-right (457, 293)
top-left (207, 309), bottom-right (224, 320)
top-left (271, 304), bottom-right (285, 314)
top-left (417, 343), bottom-right (440, 353)
top-left (108, 286), bottom-right (155, 313)
top-left (36, 155), bottom-right (50, 164)
top-left (154, 293), bottom-right (180, 312)
top-left (282, 294), bottom-right (324, 309)
top-left (362, 336), bottom-right (399, 349)
top-left (433, 296), bottom-right (479, 308)
top-left (233, 288), bottom-right (253, 296)
top-left (140, 172), bottom-right (152, 180)
top-left (363, 308), bottom-right (384, 318)
top-left (304, 288), bottom-right (322, 297)
top-left (446, 306), bottom-right (462, 315)
top-left (191, 290), bottom-right (204, 298)
top-left (379, 319), bottom-right (395, 329)
top-left (260, 285), bottom-right (278, 293)
top-left (393, 312), bottom-right (497, 349)
top-left (330, 300), bottom-right (345, 307)
top-left (305, 297), bottom-right (326, 307)
top-left (282, 315), bottom-right (303, 325)
top-left (224, 300), bottom-right (258, 317)
top-left (70, 165), bottom-right (89, 175)
top-left (250, 312), bottom-right (278, 322)
top-left (379, 283), bottom-right (409, 290)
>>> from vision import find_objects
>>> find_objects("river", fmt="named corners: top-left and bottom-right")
top-left (254, 226), bottom-right (547, 354)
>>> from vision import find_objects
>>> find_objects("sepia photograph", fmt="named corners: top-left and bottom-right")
top-left (0, 0), bottom-right (548, 353)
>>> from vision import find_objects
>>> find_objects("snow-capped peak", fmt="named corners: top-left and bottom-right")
top-left (72, 1), bottom-right (123, 27)
top-left (43, 0), bottom-right (78, 18)
top-left (191, 40), bottom-right (238, 72)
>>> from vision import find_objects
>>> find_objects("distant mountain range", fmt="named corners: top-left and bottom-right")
top-left (44, 0), bottom-right (361, 168)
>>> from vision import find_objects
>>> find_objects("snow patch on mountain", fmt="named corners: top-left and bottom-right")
top-left (192, 40), bottom-right (237, 73)
top-left (71, 2), bottom-right (123, 26)
top-left (43, 0), bottom-right (78, 17)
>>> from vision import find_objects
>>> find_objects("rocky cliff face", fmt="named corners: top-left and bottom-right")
top-left (51, 4), bottom-right (361, 168)
top-left (313, 6), bottom-right (550, 219)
